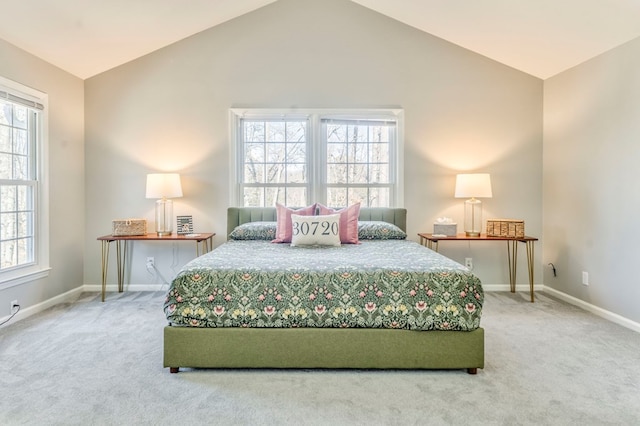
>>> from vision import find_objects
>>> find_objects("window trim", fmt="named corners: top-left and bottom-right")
top-left (0, 76), bottom-right (50, 288)
top-left (235, 115), bottom-right (312, 207)
top-left (229, 108), bottom-right (404, 207)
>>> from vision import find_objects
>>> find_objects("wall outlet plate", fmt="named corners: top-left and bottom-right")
top-left (465, 258), bottom-right (473, 270)
top-left (582, 271), bottom-right (589, 286)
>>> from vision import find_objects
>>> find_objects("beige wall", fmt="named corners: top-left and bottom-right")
top-left (543, 36), bottom-right (640, 323)
top-left (0, 39), bottom-right (85, 317)
top-left (84, 0), bottom-right (543, 291)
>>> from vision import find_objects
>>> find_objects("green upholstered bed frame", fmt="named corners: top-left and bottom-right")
top-left (164, 207), bottom-right (485, 374)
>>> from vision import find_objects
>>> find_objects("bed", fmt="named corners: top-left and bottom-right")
top-left (163, 207), bottom-right (484, 374)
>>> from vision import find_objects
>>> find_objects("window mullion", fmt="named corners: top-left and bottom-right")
top-left (312, 115), bottom-right (323, 205)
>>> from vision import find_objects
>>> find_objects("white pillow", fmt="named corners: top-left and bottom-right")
top-left (290, 214), bottom-right (341, 247)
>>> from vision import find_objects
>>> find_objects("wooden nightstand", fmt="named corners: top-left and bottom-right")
top-left (418, 233), bottom-right (538, 302)
top-left (97, 233), bottom-right (215, 302)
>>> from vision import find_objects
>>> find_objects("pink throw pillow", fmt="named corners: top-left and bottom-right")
top-left (317, 203), bottom-right (361, 244)
top-left (272, 203), bottom-right (317, 243)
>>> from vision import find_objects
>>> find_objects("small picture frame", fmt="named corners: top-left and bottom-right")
top-left (177, 215), bottom-right (193, 235)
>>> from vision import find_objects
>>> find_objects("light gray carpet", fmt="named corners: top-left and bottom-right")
top-left (1, 291), bottom-right (639, 425)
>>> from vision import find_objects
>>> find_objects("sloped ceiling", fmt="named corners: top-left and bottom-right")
top-left (352, 0), bottom-right (640, 79)
top-left (1, 0), bottom-right (639, 80)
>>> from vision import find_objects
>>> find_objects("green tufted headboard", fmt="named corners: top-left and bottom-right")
top-left (227, 207), bottom-right (407, 238)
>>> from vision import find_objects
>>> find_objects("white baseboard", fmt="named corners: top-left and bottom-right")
top-left (543, 286), bottom-right (640, 333)
top-left (0, 286), bottom-right (84, 328)
top-left (82, 284), bottom-right (168, 293)
top-left (482, 283), bottom-right (542, 292)
top-left (464, 283), bottom-right (639, 334)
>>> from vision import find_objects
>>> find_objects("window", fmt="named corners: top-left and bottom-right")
top-left (239, 118), bottom-right (309, 207)
top-left (231, 109), bottom-right (403, 208)
top-left (323, 118), bottom-right (395, 207)
top-left (0, 77), bottom-right (49, 287)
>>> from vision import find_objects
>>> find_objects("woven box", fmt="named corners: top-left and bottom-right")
top-left (486, 219), bottom-right (525, 238)
top-left (112, 219), bottom-right (147, 236)
top-left (433, 223), bottom-right (457, 236)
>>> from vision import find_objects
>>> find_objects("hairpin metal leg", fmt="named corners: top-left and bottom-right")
top-left (101, 241), bottom-right (110, 302)
top-left (115, 240), bottom-right (127, 293)
top-left (506, 240), bottom-right (518, 292)
top-left (196, 236), bottom-right (214, 256)
top-left (526, 240), bottom-right (535, 302)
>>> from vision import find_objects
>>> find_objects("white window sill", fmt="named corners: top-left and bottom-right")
top-left (0, 267), bottom-right (52, 290)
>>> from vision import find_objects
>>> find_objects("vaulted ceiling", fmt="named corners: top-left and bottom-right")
top-left (1, 0), bottom-right (639, 80)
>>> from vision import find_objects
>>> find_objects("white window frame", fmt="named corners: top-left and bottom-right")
top-left (229, 108), bottom-right (404, 208)
top-left (233, 114), bottom-right (312, 207)
top-left (0, 76), bottom-right (50, 288)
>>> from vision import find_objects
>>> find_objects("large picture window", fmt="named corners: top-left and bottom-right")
top-left (231, 109), bottom-right (403, 208)
top-left (0, 77), bottom-right (48, 286)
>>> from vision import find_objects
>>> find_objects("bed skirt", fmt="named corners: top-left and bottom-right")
top-left (163, 326), bottom-right (484, 374)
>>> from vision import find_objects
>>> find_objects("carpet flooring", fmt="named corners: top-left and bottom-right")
top-left (1, 290), bottom-right (639, 425)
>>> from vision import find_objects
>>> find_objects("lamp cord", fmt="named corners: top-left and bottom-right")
top-left (0, 305), bottom-right (20, 326)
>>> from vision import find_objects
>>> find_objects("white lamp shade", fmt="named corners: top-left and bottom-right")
top-left (454, 173), bottom-right (492, 198)
top-left (146, 173), bottom-right (183, 199)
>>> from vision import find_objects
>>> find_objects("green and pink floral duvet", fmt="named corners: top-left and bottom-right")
top-left (164, 240), bottom-right (483, 331)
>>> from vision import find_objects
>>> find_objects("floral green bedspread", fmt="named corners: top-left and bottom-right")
top-left (164, 240), bottom-right (483, 331)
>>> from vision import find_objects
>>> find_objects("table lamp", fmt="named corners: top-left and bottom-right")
top-left (146, 173), bottom-right (183, 236)
top-left (454, 173), bottom-right (492, 237)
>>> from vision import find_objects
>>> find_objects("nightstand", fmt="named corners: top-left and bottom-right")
top-left (418, 233), bottom-right (538, 302)
top-left (97, 232), bottom-right (215, 302)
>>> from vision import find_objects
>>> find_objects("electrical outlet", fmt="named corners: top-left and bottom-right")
top-left (582, 271), bottom-right (589, 286)
top-left (465, 258), bottom-right (473, 270)
top-left (10, 300), bottom-right (18, 314)
top-left (146, 257), bottom-right (155, 269)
